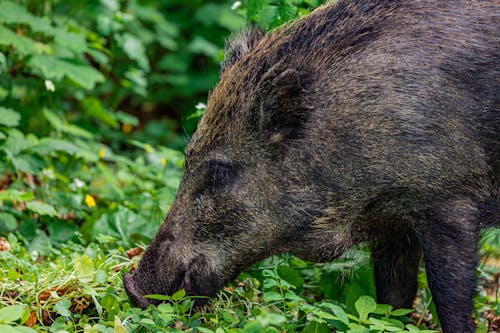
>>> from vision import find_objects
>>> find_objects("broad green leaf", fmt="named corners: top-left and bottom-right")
top-left (0, 212), bottom-right (16, 230)
top-left (390, 308), bottom-right (414, 316)
top-left (82, 98), bottom-right (118, 128)
top-left (355, 295), bottom-right (377, 321)
top-left (157, 303), bottom-right (174, 314)
top-left (115, 33), bottom-right (150, 71)
top-left (373, 303), bottom-right (392, 315)
top-left (188, 36), bottom-right (219, 58)
top-left (32, 138), bottom-right (79, 155)
top-left (368, 317), bottom-right (404, 331)
top-left (54, 30), bottom-right (87, 53)
top-left (319, 302), bottom-right (349, 325)
top-left (11, 154), bottom-right (45, 174)
top-left (0, 1), bottom-right (53, 33)
top-left (47, 221), bottom-right (78, 245)
top-left (247, 0), bottom-right (273, 20)
top-left (2, 129), bottom-right (38, 155)
top-left (346, 323), bottom-right (370, 333)
top-left (0, 324), bottom-right (18, 333)
top-left (0, 305), bottom-right (25, 324)
top-left (242, 321), bottom-right (262, 333)
top-left (0, 107), bottom-right (20, 127)
top-left (53, 300), bottom-right (72, 317)
top-left (29, 55), bottom-right (105, 90)
top-left (42, 108), bottom-right (93, 139)
top-left (26, 201), bottom-right (58, 216)
top-left (171, 289), bottom-right (186, 301)
top-left (0, 26), bottom-right (40, 55)
top-left (0, 189), bottom-right (34, 202)
top-left (263, 291), bottom-right (282, 303)
top-left (277, 265), bottom-right (304, 288)
top-left (115, 111), bottom-right (139, 126)
top-left (10, 326), bottom-right (38, 333)
top-left (140, 318), bottom-right (155, 326)
top-left (302, 321), bottom-right (330, 333)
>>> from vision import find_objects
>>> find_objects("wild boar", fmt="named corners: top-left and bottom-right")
top-left (124, 0), bottom-right (500, 332)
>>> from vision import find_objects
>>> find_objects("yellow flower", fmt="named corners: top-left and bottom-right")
top-left (98, 148), bottom-right (106, 159)
top-left (122, 123), bottom-right (133, 134)
top-left (161, 158), bottom-right (167, 166)
top-left (85, 194), bottom-right (96, 208)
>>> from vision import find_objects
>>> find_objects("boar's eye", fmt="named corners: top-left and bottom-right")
top-left (205, 160), bottom-right (238, 188)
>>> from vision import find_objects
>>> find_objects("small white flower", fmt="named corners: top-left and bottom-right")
top-left (195, 102), bottom-right (207, 110)
top-left (231, 1), bottom-right (242, 10)
top-left (74, 178), bottom-right (85, 188)
top-left (44, 80), bottom-right (55, 92)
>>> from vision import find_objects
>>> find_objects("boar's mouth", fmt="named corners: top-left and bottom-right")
top-left (124, 255), bottom-right (224, 309)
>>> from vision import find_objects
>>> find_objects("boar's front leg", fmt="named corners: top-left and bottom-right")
top-left (371, 229), bottom-right (420, 309)
top-left (415, 197), bottom-right (479, 333)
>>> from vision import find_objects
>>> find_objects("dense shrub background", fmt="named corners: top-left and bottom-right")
top-left (0, 0), bottom-right (498, 332)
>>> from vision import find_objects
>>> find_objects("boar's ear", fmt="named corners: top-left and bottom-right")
top-left (257, 66), bottom-right (312, 144)
top-left (221, 28), bottom-right (264, 73)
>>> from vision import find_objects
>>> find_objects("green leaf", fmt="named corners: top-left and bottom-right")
top-left (390, 308), bottom-right (414, 316)
top-left (2, 129), bottom-right (37, 155)
top-left (115, 33), bottom-right (150, 71)
top-left (29, 55), bottom-right (105, 90)
top-left (171, 289), bottom-right (186, 301)
top-left (0, 305), bottom-right (25, 324)
top-left (0, 324), bottom-right (18, 333)
top-left (188, 36), bottom-right (219, 58)
top-left (0, 1), bottom-right (53, 33)
top-left (277, 265), bottom-right (304, 289)
top-left (0, 189), bottom-right (34, 202)
top-left (32, 138), bottom-right (79, 155)
top-left (42, 108), bottom-right (93, 139)
top-left (0, 26), bottom-right (40, 55)
top-left (368, 317), bottom-right (404, 331)
top-left (0, 107), bottom-right (20, 127)
top-left (263, 291), bottom-right (282, 303)
top-left (74, 254), bottom-right (95, 283)
top-left (53, 299), bottom-right (72, 317)
top-left (47, 221), bottom-right (78, 245)
top-left (373, 303), bottom-right (392, 315)
top-left (355, 295), bottom-right (377, 321)
top-left (319, 302), bottom-right (349, 325)
top-left (247, 0), bottom-right (272, 20)
top-left (26, 201), bottom-right (58, 216)
top-left (302, 321), bottom-right (330, 333)
top-left (82, 98), bottom-right (118, 128)
top-left (54, 30), bottom-right (87, 54)
top-left (11, 326), bottom-right (38, 333)
top-left (11, 154), bottom-right (45, 174)
top-left (0, 212), bottom-right (17, 230)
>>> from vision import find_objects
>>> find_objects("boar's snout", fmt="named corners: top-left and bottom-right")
top-left (123, 272), bottom-right (159, 309)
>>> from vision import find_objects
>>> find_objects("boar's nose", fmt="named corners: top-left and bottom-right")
top-left (123, 272), bottom-right (158, 309)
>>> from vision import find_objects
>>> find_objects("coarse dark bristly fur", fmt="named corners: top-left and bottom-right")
top-left (124, 0), bottom-right (500, 332)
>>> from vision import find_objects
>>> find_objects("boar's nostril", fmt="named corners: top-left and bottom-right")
top-left (123, 272), bottom-right (156, 309)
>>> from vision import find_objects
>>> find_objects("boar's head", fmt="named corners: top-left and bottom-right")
top-left (124, 28), bottom-right (352, 308)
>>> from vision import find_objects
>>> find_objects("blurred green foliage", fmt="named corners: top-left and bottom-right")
top-left (0, 0), bottom-right (326, 251)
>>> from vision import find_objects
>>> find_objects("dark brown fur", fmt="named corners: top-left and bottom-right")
top-left (125, 1), bottom-right (499, 332)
